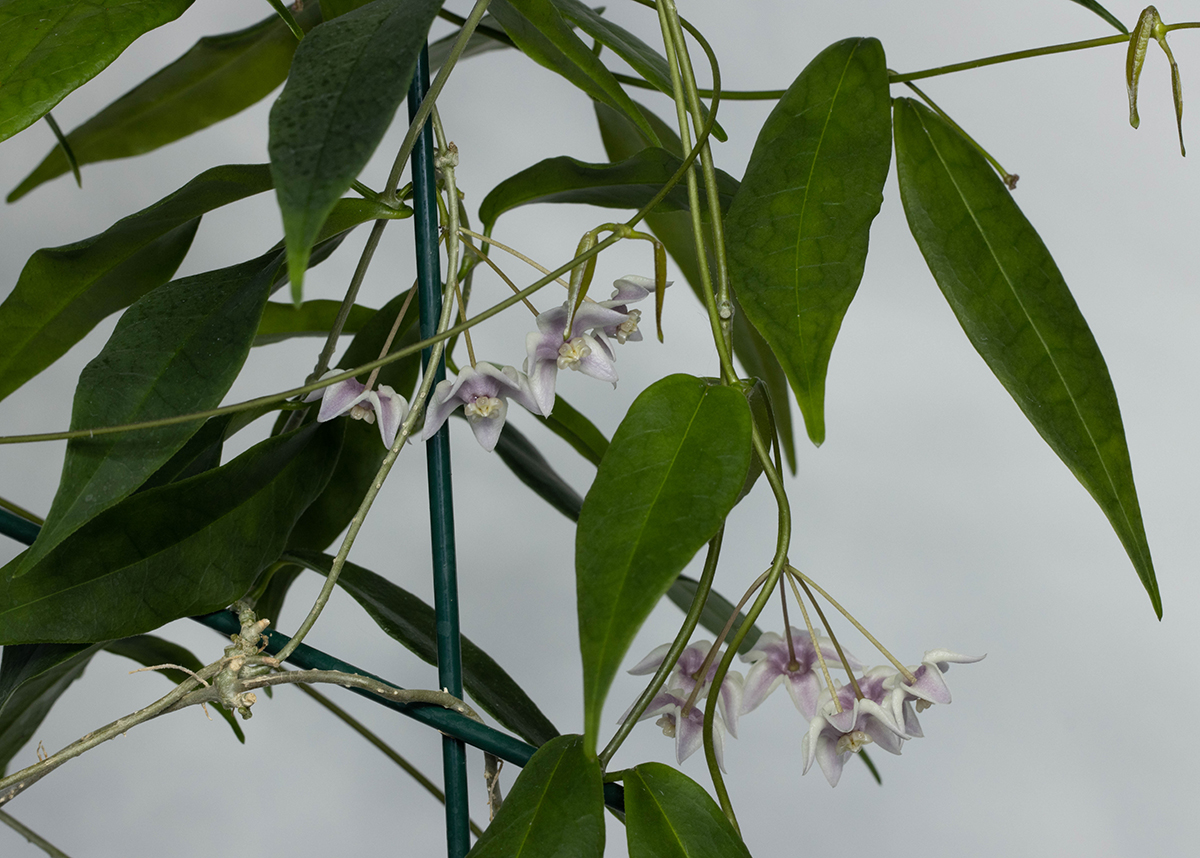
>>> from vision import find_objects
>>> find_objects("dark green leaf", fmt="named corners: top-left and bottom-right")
top-left (1067, 0), bottom-right (1127, 33)
top-left (488, 0), bottom-right (658, 145)
top-left (0, 643), bottom-right (102, 775)
top-left (105, 635), bottom-right (244, 742)
top-left (0, 0), bottom-right (194, 143)
top-left (549, 0), bottom-right (724, 142)
top-left (492, 418), bottom-right (584, 521)
top-left (624, 763), bottom-right (751, 858)
top-left (893, 97), bottom-right (1160, 617)
top-left (466, 734), bottom-right (604, 858)
top-left (0, 422), bottom-right (343, 644)
top-left (725, 38), bottom-right (892, 447)
top-left (255, 300), bottom-right (377, 346)
top-left (479, 148), bottom-right (738, 229)
top-left (284, 549), bottom-right (560, 747)
top-left (537, 394), bottom-right (609, 466)
top-left (8, 6), bottom-right (323, 201)
top-left (269, 0), bottom-right (442, 299)
top-left (666, 575), bottom-right (762, 656)
top-left (594, 101), bottom-right (797, 472)
top-left (576, 374), bottom-right (752, 749)
top-left (428, 13), bottom-right (513, 69)
top-left (17, 252), bottom-right (280, 576)
top-left (0, 163), bottom-right (274, 403)
top-left (137, 413), bottom-right (234, 492)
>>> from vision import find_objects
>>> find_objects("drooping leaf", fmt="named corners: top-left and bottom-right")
top-left (488, 0), bottom-right (658, 145)
top-left (136, 413), bottom-right (234, 493)
top-left (666, 575), bottom-right (763, 656)
top-left (1067, 0), bottom-right (1127, 33)
top-left (0, 163), bottom-right (274, 403)
top-left (466, 734), bottom-right (604, 858)
top-left (576, 374), bottom-right (752, 750)
top-left (479, 148), bottom-right (738, 229)
top-left (893, 97), bottom-right (1161, 617)
top-left (255, 300), bottom-right (378, 346)
top-left (724, 37), bottom-right (892, 447)
top-left (0, 422), bottom-right (343, 645)
top-left (17, 252), bottom-right (281, 576)
top-left (624, 763), bottom-right (752, 858)
top-left (0, 0), bottom-right (195, 143)
top-left (428, 12), bottom-right (514, 69)
top-left (0, 642), bottom-right (102, 775)
top-left (594, 101), bottom-right (797, 472)
top-left (549, 0), bottom-right (724, 141)
top-left (105, 635), bottom-right (244, 742)
top-left (269, 0), bottom-right (442, 299)
top-left (537, 394), bottom-right (609, 466)
top-left (492, 418), bottom-right (585, 521)
top-left (284, 549), bottom-right (560, 747)
top-left (8, 5), bottom-right (323, 201)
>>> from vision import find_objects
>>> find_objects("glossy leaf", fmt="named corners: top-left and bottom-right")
top-left (893, 97), bottom-right (1161, 617)
top-left (0, 0), bottom-right (194, 143)
top-left (488, 0), bottom-right (658, 145)
top-left (269, 0), bottom-right (442, 299)
top-left (137, 413), bottom-right (233, 492)
top-left (537, 394), bottom-right (609, 466)
top-left (0, 163), bottom-right (274, 403)
top-left (105, 635), bottom-right (244, 742)
top-left (255, 300), bottom-right (377, 346)
top-left (667, 575), bottom-right (763, 655)
top-left (724, 37), bottom-right (892, 447)
top-left (479, 148), bottom-right (738, 229)
top-left (0, 422), bottom-right (343, 645)
top-left (0, 643), bottom-right (100, 775)
top-left (1067, 0), bottom-right (1127, 32)
top-left (594, 101), bottom-right (797, 472)
top-left (549, 0), bottom-right (724, 142)
top-left (17, 252), bottom-right (280, 575)
top-left (8, 5), bottom-right (323, 201)
top-left (493, 418), bottom-right (585, 521)
top-left (466, 734), bottom-right (604, 858)
top-left (284, 550), bottom-right (560, 747)
top-left (576, 374), bottom-right (752, 749)
top-left (624, 763), bottom-right (751, 858)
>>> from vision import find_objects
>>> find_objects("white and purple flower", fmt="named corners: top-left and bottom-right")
top-left (420, 363), bottom-right (539, 452)
top-left (739, 628), bottom-right (863, 719)
top-left (304, 369), bottom-right (409, 449)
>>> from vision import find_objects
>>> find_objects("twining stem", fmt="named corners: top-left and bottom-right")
top-left (0, 811), bottom-right (73, 858)
top-left (295, 684), bottom-right (485, 839)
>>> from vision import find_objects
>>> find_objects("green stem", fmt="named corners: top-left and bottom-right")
top-left (0, 811), bottom-right (74, 858)
top-left (901, 78), bottom-right (1018, 189)
top-left (264, 0), bottom-right (305, 42)
top-left (890, 33), bottom-right (1129, 83)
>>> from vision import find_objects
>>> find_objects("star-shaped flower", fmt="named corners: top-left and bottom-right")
top-left (304, 370), bottom-right (408, 448)
top-left (802, 667), bottom-right (910, 787)
top-left (637, 688), bottom-right (731, 770)
top-left (739, 627), bottom-right (864, 719)
top-left (628, 640), bottom-right (743, 737)
top-left (420, 363), bottom-right (539, 452)
top-left (885, 649), bottom-right (986, 716)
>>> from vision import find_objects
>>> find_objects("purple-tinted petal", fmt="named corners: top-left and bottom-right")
top-left (783, 670), bottom-right (824, 720)
top-left (718, 671), bottom-right (743, 739)
top-left (420, 378), bottom-right (461, 441)
top-left (574, 334), bottom-right (619, 383)
top-left (904, 663), bottom-right (953, 705)
top-left (605, 275), bottom-right (656, 305)
top-left (568, 302), bottom-right (630, 336)
top-left (317, 377), bottom-right (369, 422)
top-left (373, 385), bottom-right (408, 448)
top-left (466, 399), bottom-right (508, 451)
top-left (813, 731), bottom-right (847, 787)
top-left (628, 643), bottom-right (673, 675)
top-left (674, 706), bottom-right (706, 764)
top-left (740, 659), bottom-right (785, 715)
top-left (524, 332), bottom-right (559, 415)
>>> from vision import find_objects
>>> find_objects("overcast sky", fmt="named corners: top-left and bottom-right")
top-left (2, 2), bottom-right (1198, 857)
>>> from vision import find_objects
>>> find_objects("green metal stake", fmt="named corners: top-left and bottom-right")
top-left (407, 44), bottom-right (470, 857)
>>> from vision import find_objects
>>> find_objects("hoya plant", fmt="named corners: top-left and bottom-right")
top-left (0, 1), bottom-right (1193, 855)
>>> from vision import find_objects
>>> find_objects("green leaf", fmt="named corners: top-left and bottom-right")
top-left (0, 422), bottom-right (343, 644)
top-left (105, 635), bottom-right (244, 742)
top-left (488, 0), bottom-right (659, 146)
top-left (255, 300), bottom-right (377, 346)
top-left (0, 0), bottom-right (195, 144)
top-left (466, 734), bottom-right (604, 858)
top-left (8, 5), bottom-right (323, 201)
top-left (0, 163), bottom-right (274, 403)
top-left (624, 763), bottom-right (751, 858)
top-left (666, 575), bottom-right (763, 656)
top-left (428, 12), bottom-right (514, 69)
top-left (724, 37), bottom-right (892, 447)
top-left (1067, 0), bottom-right (1127, 33)
top-left (893, 97), bottom-right (1161, 617)
top-left (137, 413), bottom-right (234, 493)
top-left (576, 374), bottom-right (752, 750)
top-left (479, 148), bottom-right (738, 229)
top-left (493, 418), bottom-right (585, 521)
top-left (17, 252), bottom-right (280, 576)
top-left (594, 100), bottom-right (798, 473)
top-left (0, 642), bottom-right (102, 775)
top-left (549, 0), bottom-right (724, 142)
top-left (269, 0), bottom-right (442, 299)
top-left (537, 394), bottom-right (609, 466)
top-left (284, 549), bottom-right (560, 747)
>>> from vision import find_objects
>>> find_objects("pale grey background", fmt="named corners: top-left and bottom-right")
top-left (2, 1), bottom-right (1197, 856)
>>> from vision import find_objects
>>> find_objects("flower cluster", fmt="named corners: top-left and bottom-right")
top-left (627, 630), bottom-right (983, 786)
top-left (305, 276), bottom-right (662, 449)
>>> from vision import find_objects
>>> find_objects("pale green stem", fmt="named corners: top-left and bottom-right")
top-left (0, 811), bottom-right (73, 858)
top-left (265, 0), bottom-right (304, 42)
